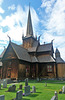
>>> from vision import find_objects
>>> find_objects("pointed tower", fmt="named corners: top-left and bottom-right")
top-left (55, 48), bottom-right (65, 63)
top-left (22, 6), bottom-right (37, 49)
top-left (55, 48), bottom-right (60, 58)
top-left (26, 6), bottom-right (33, 37)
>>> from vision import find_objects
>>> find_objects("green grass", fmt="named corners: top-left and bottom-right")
top-left (0, 80), bottom-right (65, 100)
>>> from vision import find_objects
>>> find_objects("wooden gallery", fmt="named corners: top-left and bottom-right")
top-left (0, 8), bottom-right (65, 80)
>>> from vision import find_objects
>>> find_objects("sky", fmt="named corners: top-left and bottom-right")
top-left (0, 0), bottom-right (65, 60)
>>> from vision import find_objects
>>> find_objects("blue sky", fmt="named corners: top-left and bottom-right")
top-left (0, 0), bottom-right (65, 60)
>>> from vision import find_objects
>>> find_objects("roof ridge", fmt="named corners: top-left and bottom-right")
top-left (0, 48), bottom-right (6, 58)
top-left (40, 43), bottom-right (52, 46)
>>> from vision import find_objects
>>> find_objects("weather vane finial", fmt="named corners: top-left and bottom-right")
top-left (51, 39), bottom-right (54, 44)
top-left (7, 35), bottom-right (11, 42)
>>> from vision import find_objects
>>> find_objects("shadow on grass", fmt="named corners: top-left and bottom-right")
top-left (29, 80), bottom-right (43, 83)
top-left (22, 98), bottom-right (30, 100)
top-left (5, 90), bottom-right (18, 93)
top-left (44, 86), bottom-right (51, 87)
top-left (12, 97), bottom-right (30, 100)
top-left (28, 94), bottom-right (39, 97)
top-left (36, 92), bottom-right (42, 93)
top-left (30, 87), bottom-right (38, 90)
top-left (0, 88), bottom-right (5, 90)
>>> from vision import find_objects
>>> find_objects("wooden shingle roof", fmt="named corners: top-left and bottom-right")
top-left (0, 49), bottom-right (6, 66)
top-left (28, 40), bottom-right (39, 52)
top-left (1, 42), bottom-right (55, 63)
top-left (11, 42), bottom-right (31, 62)
top-left (56, 57), bottom-right (65, 63)
top-left (0, 58), bottom-right (2, 66)
top-left (31, 56), bottom-right (38, 63)
top-left (37, 55), bottom-right (55, 63)
top-left (55, 48), bottom-right (65, 63)
top-left (37, 43), bottom-right (52, 52)
top-left (0, 49), bottom-right (6, 58)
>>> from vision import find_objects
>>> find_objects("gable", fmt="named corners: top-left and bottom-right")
top-left (11, 42), bottom-right (31, 62)
top-left (2, 43), bottom-right (17, 60)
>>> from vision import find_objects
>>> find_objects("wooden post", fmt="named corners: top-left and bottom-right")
top-left (36, 63), bottom-right (38, 77)
top-left (56, 63), bottom-right (58, 78)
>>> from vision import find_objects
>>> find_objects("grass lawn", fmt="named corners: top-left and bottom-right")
top-left (0, 80), bottom-right (65, 100)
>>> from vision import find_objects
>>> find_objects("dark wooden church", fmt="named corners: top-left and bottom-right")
top-left (0, 7), bottom-right (65, 80)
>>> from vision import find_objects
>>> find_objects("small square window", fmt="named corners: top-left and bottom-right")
top-left (48, 69), bottom-right (49, 71)
top-left (50, 66), bottom-right (52, 68)
top-left (47, 66), bottom-right (49, 68)
top-left (47, 65), bottom-right (52, 72)
top-left (50, 69), bottom-right (52, 71)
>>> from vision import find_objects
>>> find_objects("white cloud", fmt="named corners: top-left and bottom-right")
top-left (41, 0), bottom-right (65, 35)
top-left (0, 28), bottom-right (8, 41)
top-left (41, 0), bottom-right (55, 13)
top-left (0, 0), bottom-right (3, 5)
top-left (0, 46), bottom-right (4, 50)
top-left (0, 40), bottom-right (7, 44)
top-left (0, 0), bottom-right (4, 14)
top-left (40, 32), bottom-right (65, 60)
top-left (0, 5), bottom-right (39, 43)
top-left (42, 32), bottom-right (65, 46)
top-left (0, 5), bottom-right (40, 55)
top-left (31, 7), bottom-right (40, 35)
top-left (47, 0), bottom-right (65, 35)
top-left (41, 0), bottom-right (65, 60)
top-left (0, 15), bottom-right (2, 20)
top-left (59, 46), bottom-right (65, 61)
top-left (8, 4), bottom-right (16, 10)
top-left (0, 7), bottom-right (4, 13)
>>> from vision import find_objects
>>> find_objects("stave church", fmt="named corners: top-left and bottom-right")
top-left (0, 7), bottom-right (65, 80)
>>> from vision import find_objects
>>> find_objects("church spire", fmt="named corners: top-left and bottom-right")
top-left (26, 5), bottom-right (33, 37)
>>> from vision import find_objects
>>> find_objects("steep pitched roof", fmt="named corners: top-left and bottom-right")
top-left (30, 54), bottom-right (55, 63)
top-left (37, 43), bottom-right (52, 52)
top-left (55, 48), bottom-right (60, 53)
top-left (0, 49), bottom-right (6, 66)
top-left (0, 58), bottom-right (2, 66)
top-left (37, 55), bottom-right (55, 63)
top-left (55, 48), bottom-right (65, 63)
top-left (26, 7), bottom-right (33, 37)
top-left (28, 40), bottom-right (39, 52)
top-left (1, 42), bottom-right (55, 63)
top-left (0, 61), bottom-right (2, 66)
top-left (10, 42), bottom-right (31, 62)
top-left (56, 57), bottom-right (65, 63)
top-left (28, 42), bottom-right (53, 53)
top-left (31, 56), bottom-right (38, 63)
top-left (0, 49), bottom-right (6, 58)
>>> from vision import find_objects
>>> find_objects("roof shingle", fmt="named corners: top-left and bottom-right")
top-left (37, 43), bottom-right (52, 52)
top-left (37, 55), bottom-right (55, 63)
top-left (56, 57), bottom-right (65, 63)
top-left (11, 42), bottom-right (31, 62)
